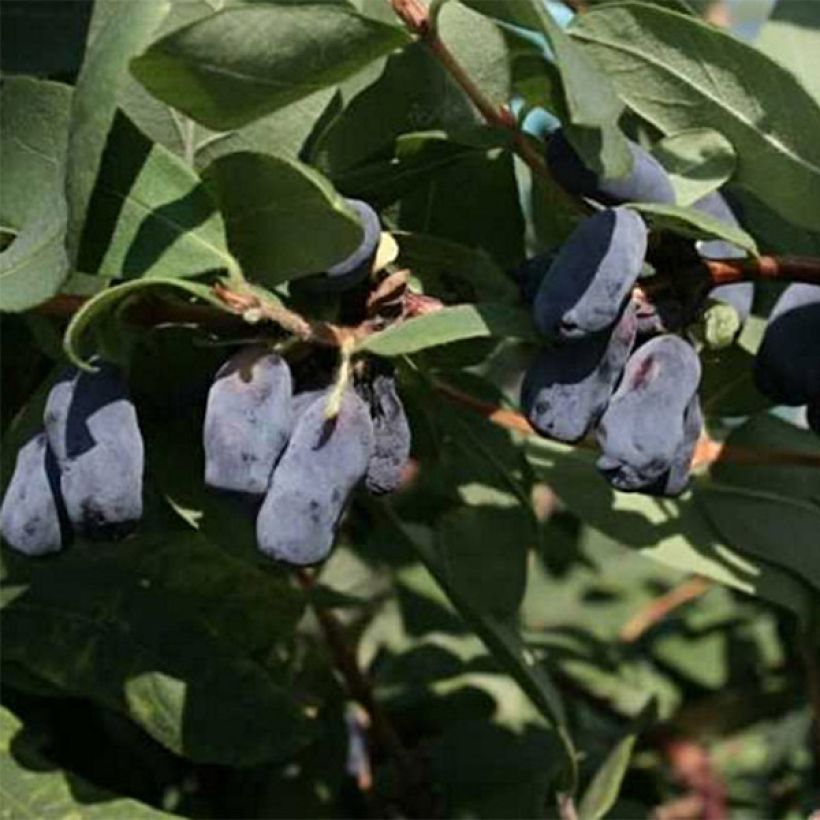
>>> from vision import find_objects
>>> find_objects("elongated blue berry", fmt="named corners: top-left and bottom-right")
top-left (204, 347), bottom-right (293, 495)
top-left (44, 363), bottom-right (144, 539)
top-left (257, 389), bottom-right (374, 565)
top-left (533, 207), bottom-right (647, 341)
top-left (596, 335), bottom-right (701, 491)
top-left (646, 394), bottom-right (702, 497)
top-left (0, 433), bottom-right (66, 556)
top-left (522, 303), bottom-right (637, 443)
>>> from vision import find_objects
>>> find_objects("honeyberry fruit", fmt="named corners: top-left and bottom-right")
top-left (533, 207), bottom-right (647, 341)
top-left (203, 347), bottom-right (293, 495)
top-left (257, 388), bottom-right (374, 565)
top-left (522, 303), bottom-right (637, 443)
top-left (44, 363), bottom-right (144, 540)
top-left (0, 433), bottom-right (67, 556)
top-left (596, 335), bottom-right (701, 491)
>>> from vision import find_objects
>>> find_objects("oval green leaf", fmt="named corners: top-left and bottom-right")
top-left (358, 303), bottom-right (538, 356)
top-left (130, 4), bottom-right (412, 130)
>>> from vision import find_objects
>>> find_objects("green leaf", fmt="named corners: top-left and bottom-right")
top-left (1, 528), bottom-right (315, 766)
top-left (698, 316), bottom-right (770, 417)
top-left (313, 0), bottom-right (514, 176)
top-left (63, 277), bottom-right (228, 369)
top-left (394, 231), bottom-right (518, 304)
top-left (375, 503), bottom-right (577, 786)
top-left (571, 3), bottom-right (820, 232)
top-left (66, 0), bottom-right (170, 264)
top-left (396, 143), bottom-right (525, 269)
top-left (333, 138), bottom-right (484, 211)
top-left (523, 436), bottom-right (816, 622)
top-left (629, 202), bottom-right (758, 255)
top-left (438, 506), bottom-right (530, 616)
top-left (652, 128), bottom-right (737, 207)
top-left (756, 0), bottom-right (820, 107)
top-left (313, 44), bottom-right (476, 176)
top-left (0, 78), bottom-right (71, 312)
top-left (696, 414), bottom-right (820, 594)
top-left (0, 706), bottom-right (170, 818)
top-left (578, 700), bottom-right (655, 820)
top-left (203, 151), bottom-right (363, 286)
top-left (0, 0), bottom-right (92, 76)
top-left (80, 113), bottom-right (238, 280)
top-left (358, 303), bottom-right (538, 356)
top-left (524, 0), bottom-right (631, 179)
top-left (130, 4), bottom-right (412, 131)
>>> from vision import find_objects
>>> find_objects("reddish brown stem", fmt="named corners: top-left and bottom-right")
top-left (620, 577), bottom-right (712, 643)
top-left (661, 740), bottom-right (727, 820)
top-left (391, 0), bottom-right (579, 207)
top-left (704, 256), bottom-right (820, 286)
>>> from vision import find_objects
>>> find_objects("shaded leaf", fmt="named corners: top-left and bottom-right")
top-left (203, 151), bottom-right (363, 285)
top-left (0, 78), bottom-right (71, 311)
top-left (697, 414), bottom-right (820, 594)
top-left (375, 503), bottom-right (577, 782)
top-left (572, 3), bottom-right (820, 232)
top-left (80, 113), bottom-right (237, 281)
top-left (0, 0), bottom-right (93, 77)
top-left (130, 4), bottom-right (412, 131)
top-left (66, 0), bottom-right (169, 263)
top-left (358, 303), bottom-right (538, 356)
top-left (1, 529), bottom-right (315, 766)
top-left (396, 144), bottom-right (525, 269)
top-left (394, 231), bottom-right (517, 304)
top-left (438, 506), bottom-right (530, 616)
top-left (0, 705), bottom-right (170, 818)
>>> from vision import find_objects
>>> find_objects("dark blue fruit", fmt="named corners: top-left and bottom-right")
top-left (754, 284), bottom-right (820, 405)
top-left (533, 207), bottom-right (647, 341)
top-left (596, 335), bottom-right (701, 491)
top-left (0, 433), bottom-right (66, 556)
top-left (693, 191), bottom-right (753, 322)
top-left (326, 199), bottom-right (381, 287)
top-left (204, 347), bottom-right (293, 495)
top-left (360, 375), bottom-right (411, 495)
top-left (256, 388), bottom-right (374, 565)
top-left (546, 128), bottom-right (675, 206)
top-left (646, 394), bottom-right (702, 497)
top-left (522, 303), bottom-right (637, 443)
top-left (44, 363), bottom-right (144, 540)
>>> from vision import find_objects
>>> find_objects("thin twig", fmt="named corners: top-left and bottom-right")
top-left (620, 577), bottom-right (712, 643)
top-left (391, 0), bottom-right (579, 207)
top-left (557, 792), bottom-right (580, 820)
top-left (295, 569), bottom-right (417, 782)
